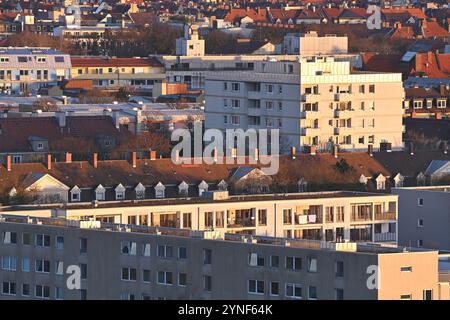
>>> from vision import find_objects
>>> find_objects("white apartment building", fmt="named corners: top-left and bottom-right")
top-left (0, 47), bottom-right (71, 94)
top-left (282, 31), bottom-right (348, 55)
top-left (205, 56), bottom-right (404, 153)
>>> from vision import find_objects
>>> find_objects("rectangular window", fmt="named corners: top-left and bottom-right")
top-left (121, 267), bottom-right (137, 281)
top-left (248, 253), bottom-right (264, 267)
top-left (55, 287), bottom-right (64, 300)
top-left (35, 260), bottom-right (50, 273)
top-left (56, 236), bottom-right (64, 250)
top-left (423, 289), bottom-right (432, 300)
top-left (35, 285), bottom-right (50, 299)
top-left (308, 286), bottom-right (317, 299)
top-left (270, 282), bottom-right (279, 296)
top-left (80, 238), bottom-right (87, 254)
top-left (270, 255), bottom-right (279, 268)
top-left (178, 247), bottom-right (187, 260)
top-left (157, 245), bottom-right (173, 259)
top-left (286, 256), bottom-right (302, 270)
top-left (401, 266), bottom-right (412, 272)
top-left (142, 243), bottom-right (151, 257)
top-left (204, 249), bottom-right (212, 265)
top-left (232, 82), bottom-right (240, 91)
top-left (308, 258), bottom-right (317, 273)
top-left (335, 288), bottom-right (344, 300)
top-left (121, 241), bottom-right (137, 255)
top-left (203, 275), bottom-right (212, 292)
top-left (36, 234), bottom-right (51, 247)
top-left (142, 269), bottom-right (151, 283)
top-left (335, 261), bottom-right (344, 277)
top-left (2, 231), bottom-right (17, 244)
top-left (178, 273), bottom-right (187, 286)
top-left (2, 282), bottom-right (16, 295)
top-left (22, 284), bottom-right (30, 297)
top-left (369, 85), bottom-right (375, 93)
top-left (80, 263), bottom-right (87, 279)
top-left (22, 258), bottom-right (30, 272)
top-left (286, 283), bottom-right (302, 299)
top-left (55, 261), bottom-right (64, 275)
top-left (2, 256), bottom-right (17, 271)
top-left (157, 271), bottom-right (173, 285)
top-left (418, 198), bottom-right (424, 206)
top-left (248, 279), bottom-right (264, 294)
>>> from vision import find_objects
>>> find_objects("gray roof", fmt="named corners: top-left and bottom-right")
top-left (425, 160), bottom-right (450, 176)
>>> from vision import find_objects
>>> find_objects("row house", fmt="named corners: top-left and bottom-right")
top-left (404, 85), bottom-right (450, 118)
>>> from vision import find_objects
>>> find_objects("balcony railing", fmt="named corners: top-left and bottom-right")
top-left (374, 211), bottom-right (396, 221)
top-left (351, 214), bottom-right (372, 222)
top-left (374, 232), bottom-right (397, 242)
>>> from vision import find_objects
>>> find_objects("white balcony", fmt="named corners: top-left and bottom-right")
top-left (373, 232), bottom-right (397, 242)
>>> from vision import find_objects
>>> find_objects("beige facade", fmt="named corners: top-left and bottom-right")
top-left (1, 191), bottom-right (399, 244)
top-left (205, 56), bottom-right (404, 153)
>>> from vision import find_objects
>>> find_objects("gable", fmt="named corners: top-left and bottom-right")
top-left (26, 174), bottom-right (70, 192)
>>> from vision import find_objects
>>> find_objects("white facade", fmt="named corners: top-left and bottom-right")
top-left (283, 31), bottom-right (348, 55)
top-left (205, 56), bottom-right (404, 153)
top-left (176, 25), bottom-right (205, 57)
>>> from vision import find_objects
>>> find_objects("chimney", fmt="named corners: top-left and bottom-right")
top-left (150, 150), bottom-right (157, 161)
top-left (436, 113), bottom-right (442, 120)
top-left (91, 153), bottom-right (98, 168)
top-left (65, 152), bottom-right (72, 163)
top-left (332, 145), bottom-right (338, 158)
top-left (56, 111), bottom-right (66, 128)
top-left (131, 151), bottom-right (137, 168)
top-left (213, 147), bottom-right (218, 162)
top-left (309, 145), bottom-right (317, 156)
top-left (45, 154), bottom-right (52, 170)
top-left (291, 146), bottom-right (296, 159)
top-left (368, 144), bottom-right (373, 157)
top-left (6, 155), bottom-right (12, 172)
top-left (411, 111), bottom-right (417, 118)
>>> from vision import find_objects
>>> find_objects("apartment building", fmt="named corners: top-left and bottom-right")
top-left (0, 214), bottom-right (448, 300)
top-left (0, 191), bottom-right (399, 244)
top-left (392, 186), bottom-right (450, 250)
top-left (205, 56), bottom-right (404, 153)
top-left (0, 47), bottom-right (71, 94)
top-left (70, 57), bottom-right (165, 92)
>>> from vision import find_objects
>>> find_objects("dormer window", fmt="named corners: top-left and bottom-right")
top-left (135, 183), bottom-right (145, 200)
top-left (178, 181), bottom-right (189, 197)
top-left (217, 180), bottom-right (228, 191)
top-left (155, 182), bottom-right (165, 199)
top-left (375, 175), bottom-right (386, 190)
top-left (115, 183), bottom-right (126, 200)
top-left (198, 180), bottom-right (209, 196)
top-left (70, 186), bottom-right (81, 202)
top-left (95, 184), bottom-right (106, 201)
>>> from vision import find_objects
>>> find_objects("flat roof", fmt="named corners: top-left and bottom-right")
top-left (0, 214), bottom-right (427, 255)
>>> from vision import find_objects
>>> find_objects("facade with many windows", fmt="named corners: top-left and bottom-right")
top-left (0, 214), bottom-right (446, 300)
top-left (0, 47), bottom-right (71, 94)
top-left (205, 57), bottom-right (404, 153)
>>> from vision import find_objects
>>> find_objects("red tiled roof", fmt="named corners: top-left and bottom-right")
top-left (224, 8), bottom-right (268, 23)
top-left (381, 8), bottom-right (427, 20)
top-left (129, 12), bottom-right (155, 26)
top-left (388, 25), bottom-right (416, 40)
top-left (413, 52), bottom-right (450, 78)
top-left (421, 20), bottom-right (450, 38)
top-left (63, 79), bottom-right (93, 90)
top-left (71, 57), bottom-right (163, 68)
top-left (361, 53), bottom-right (413, 80)
top-left (0, 116), bottom-right (126, 153)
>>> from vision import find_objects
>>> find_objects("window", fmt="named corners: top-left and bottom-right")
top-left (359, 85), bottom-right (365, 93)
top-left (413, 100), bottom-right (423, 109)
top-left (80, 238), bottom-right (87, 254)
top-left (22, 233), bottom-right (31, 246)
top-left (423, 289), bottom-right (432, 300)
top-left (157, 271), bottom-right (173, 285)
top-left (308, 258), bottom-right (317, 273)
top-left (265, 101), bottom-right (273, 110)
top-left (286, 283), bottom-right (302, 299)
top-left (178, 273), bottom-right (187, 286)
top-left (122, 267), bottom-right (137, 281)
top-left (278, 85), bottom-right (283, 94)
top-left (335, 261), bottom-right (344, 278)
top-left (143, 269), bottom-right (151, 283)
top-left (231, 115), bottom-right (240, 125)
top-left (37, 57), bottom-right (46, 63)
top-left (248, 280), bottom-right (264, 294)
top-left (55, 287), bottom-right (64, 300)
top-left (308, 286), bottom-right (317, 299)
top-left (203, 249), bottom-right (212, 265)
top-left (278, 102), bottom-right (283, 111)
top-left (36, 234), bottom-right (51, 247)
top-left (418, 219), bottom-right (424, 227)
top-left (2, 256), bottom-right (17, 271)
top-left (22, 284), bottom-right (30, 297)
top-left (270, 282), bottom-right (279, 296)
top-left (178, 247), bottom-right (187, 260)
top-left (437, 100), bottom-right (447, 108)
top-left (203, 275), bottom-right (212, 292)
top-left (231, 82), bottom-right (240, 91)
top-left (55, 56), bottom-right (65, 63)
top-left (80, 289), bottom-right (87, 300)
top-left (223, 99), bottom-right (228, 108)
top-left (258, 209), bottom-right (267, 226)
top-left (270, 255), bottom-right (279, 268)
top-left (248, 253), bottom-right (264, 267)
top-left (121, 241), bottom-right (137, 255)
top-left (55, 236), bottom-right (64, 250)
top-left (142, 243), bottom-right (151, 257)
top-left (231, 99), bottom-right (240, 108)
top-left (400, 294), bottom-right (412, 300)
top-left (418, 198), bottom-right (424, 206)
top-left (35, 259), bottom-right (50, 273)
top-left (401, 266), bottom-right (412, 272)
top-left (22, 258), bottom-right (30, 272)
top-left (286, 256), bottom-right (302, 270)
top-left (223, 82), bottom-right (228, 91)
top-left (2, 282), bottom-right (16, 295)
top-left (418, 240), bottom-right (423, 247)
top-left (157, 245), bottom-right (173, 259)
top-left (55, 261), bottom-right (64, 275)
top-left (37, 142), bottom-right (44, 150)
top-left (335, 288), bottom-right (344, 300)
top-left (266, 84), bottom-right (274, 93)
top-left (35, 285), bottom-right (50, 299)
top-left (369, 84), bottom-right (375, 93)
top-left (223, 115), bottom-right (228, 124)
top-left (18, 56), bottom-right (28, 63)
top-left (2, 231), bottom-right (17, 244)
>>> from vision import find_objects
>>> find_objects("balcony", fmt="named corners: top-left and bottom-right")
top-left (247, 90), bottom-right (261, 100)
top-left (351, 214), bottom-right (372, 222)
top-left (374, 211), bottom-right (396, 221)
top-left (301, 127), bottom-right (320, 136)
top-left (247, 107), bottom-right (261, 116)
top-left (334, 109), bottom-right (354, 118)
top-left (373, 232), bottom-right (396, 242)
